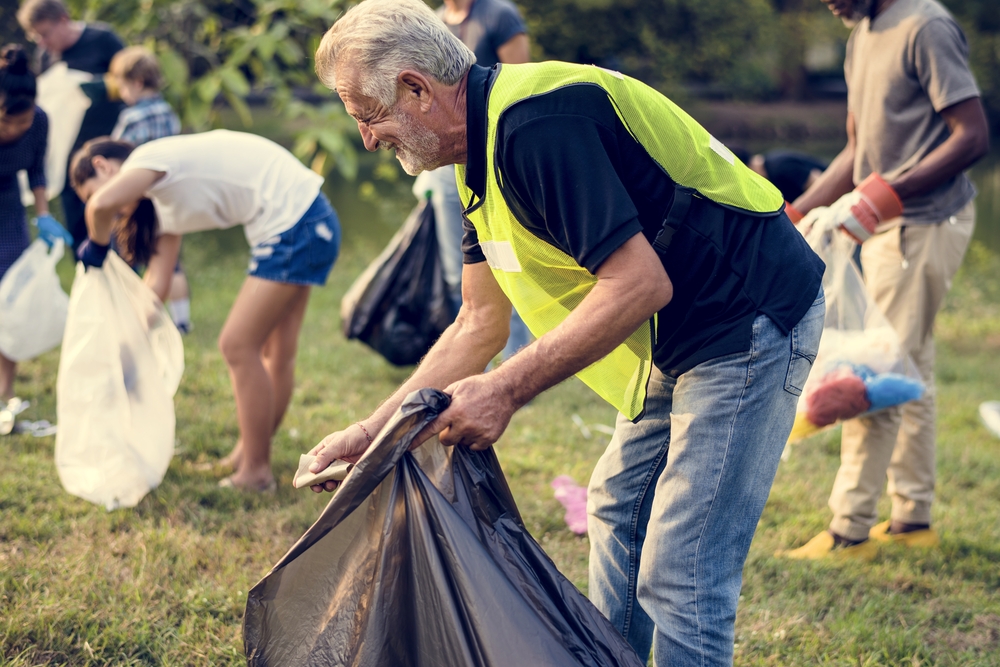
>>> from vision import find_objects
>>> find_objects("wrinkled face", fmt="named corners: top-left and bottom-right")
top-left (820, 0), bottom-right (872, 24)
top-left (74, 158), bottom-right (122, 203)
top-left (336, 64), bottom-right (443, 176)
top-left (28, 18), bottom-right (77, 54)
top-left (0, 105), bottom-right (35, 144)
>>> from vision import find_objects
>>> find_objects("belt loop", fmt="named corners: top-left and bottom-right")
top-left (653, 187), bottom-right (694, 255)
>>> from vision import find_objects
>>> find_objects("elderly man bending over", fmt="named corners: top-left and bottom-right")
top-left (308, 1), bottom-right (825, 664)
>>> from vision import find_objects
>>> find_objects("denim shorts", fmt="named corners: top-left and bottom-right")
top-left (248, 192), bottom-right (340, 286)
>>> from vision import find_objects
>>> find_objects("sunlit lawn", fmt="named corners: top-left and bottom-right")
top-left (2, 189), bottom-right (999, 665)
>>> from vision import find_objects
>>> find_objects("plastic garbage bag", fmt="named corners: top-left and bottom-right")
top-left (340, 199), bottom-right (455, 366)
top-left (0, 239), bottom-right (69, 361)
top-left (55, 251), bottom-right (184, 510)
top-left (18, 63), bottom-right (92, 206)
top-left (244, 388), bottom-right (643, 667)
top-left (980, 401), bottom-right (1000, 439)
top-left (788, 233), bottom-right (924, 443)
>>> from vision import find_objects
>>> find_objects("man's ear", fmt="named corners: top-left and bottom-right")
top-left (397, 70), bottom-right (434, 112)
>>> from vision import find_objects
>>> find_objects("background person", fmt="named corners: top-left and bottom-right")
top-left (414, 0), bottom-right (532, 361)
top-left (108, 45), bottom-right (192, 334)
top-left (746, 149), bottom-right (827, 202)
top-left (306, 1), bottom-right (825, 664)
top-left (782, 0), bottom-right (989, 559)
top-left (17, 0), bottom-right (124, 250)
top-left (0, 44), bottom-right (72, 402)
top-left (70, 131), bottom-right (341, 492)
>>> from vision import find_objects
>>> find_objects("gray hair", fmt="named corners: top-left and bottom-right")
top-left (315, 0), bottom-right (476, 108)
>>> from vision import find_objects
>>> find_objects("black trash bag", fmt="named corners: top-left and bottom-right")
top-left (243, 389), bottom-right (644, 667)
top-left (340, 201), bottom-right (456, 366)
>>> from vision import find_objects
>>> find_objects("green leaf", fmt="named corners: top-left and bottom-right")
top-left (195, 75), bottom-right (221, 103)
top-left (157, 46), bottom-right (189, 89)
top-left (223, 90), bottom-right (253, 128)
top-left (219, 68), bottom-right (251, 97)
top-left (276, 39), bottom-right (303, 65)
top-left (292, 135), bottom-right (317, 161)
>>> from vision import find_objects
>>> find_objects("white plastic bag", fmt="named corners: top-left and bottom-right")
top-left (0, 239), bottom-right (69, 361)
top-left (55, 252), bottom-right (184, 510)
top-left (19, 63), bottom-right (93, 206)
top-left (788, 233), bottom-right (924, 443)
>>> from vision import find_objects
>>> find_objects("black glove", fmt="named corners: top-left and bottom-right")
top-left (78, 239), bottom-right (110, 268)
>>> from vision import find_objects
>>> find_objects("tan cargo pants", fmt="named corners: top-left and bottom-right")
top-left (828, 200), bottom-right (976, 541)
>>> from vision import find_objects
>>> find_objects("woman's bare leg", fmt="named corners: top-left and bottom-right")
top-left (218, 277), bottom-right (310, 490)
top-left (215, 287), bottom-right (310, 472)
top-left (263, 286), bottom-right (311, 431)
top-left (0, 353), bottom-right (15, 401)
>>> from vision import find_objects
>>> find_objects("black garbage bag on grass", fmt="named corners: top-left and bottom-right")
top-left (340, 200), bottom-right (455, 366)
top-left (243, 389), bottom-right (643, 667)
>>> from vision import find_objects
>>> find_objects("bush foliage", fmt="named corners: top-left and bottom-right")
top-left (2, 0), bottom-right (997, 167)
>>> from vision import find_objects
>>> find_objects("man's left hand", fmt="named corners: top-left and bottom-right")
top-left (418, 373), bottom-right (519, 451)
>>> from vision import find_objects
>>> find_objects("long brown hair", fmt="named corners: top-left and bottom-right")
top-left (117, 198), bottom-right (158, 266)
top-left (70, 137), bottom-right (159, 266)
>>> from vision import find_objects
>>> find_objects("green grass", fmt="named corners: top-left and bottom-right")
top-left (2, 210), bottom-right (1000, 663)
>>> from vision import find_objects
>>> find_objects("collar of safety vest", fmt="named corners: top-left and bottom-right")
top-left (463, 63), bottom-right (498, 200)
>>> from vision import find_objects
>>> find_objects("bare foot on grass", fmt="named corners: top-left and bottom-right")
top-left (192, 441), bottom-right (243, 472)
top-left (219, 466), bottom-right (276, 493)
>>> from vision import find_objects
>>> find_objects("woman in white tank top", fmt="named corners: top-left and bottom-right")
top-left (69, 133), bottom-right (341, 492)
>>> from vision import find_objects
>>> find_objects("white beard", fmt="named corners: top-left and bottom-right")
top-left (388, 109), bottom-right (443, 176)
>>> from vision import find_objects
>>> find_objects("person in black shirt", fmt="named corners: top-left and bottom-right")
top-left (18, 0), bottom-right (124, 248)
top-left (307, 1), bottom-right (825, 664)
top-left (749, 149), bottom-right (827, 202)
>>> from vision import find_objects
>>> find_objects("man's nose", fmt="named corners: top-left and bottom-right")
top-left (358, 122), bottom-right (378, 152)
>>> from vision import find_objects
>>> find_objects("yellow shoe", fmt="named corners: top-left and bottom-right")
top-left (868, 521), bottom-right (939, 547)
top-left (777, 530), bottom-right (878, 561)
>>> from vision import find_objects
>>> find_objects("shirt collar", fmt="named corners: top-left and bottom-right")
top-left (132, 95), bottom-right (164, 108)
top-left (464, 64), bottom-right (498, 199)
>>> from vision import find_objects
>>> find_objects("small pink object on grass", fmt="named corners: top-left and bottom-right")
top-left (552, 475), bottom-right (589, 535)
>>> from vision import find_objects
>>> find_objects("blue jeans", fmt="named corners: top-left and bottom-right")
top-left (248, 193), bottom-right (340, 286)
top-left (587, 290), bottom-right (824, 666)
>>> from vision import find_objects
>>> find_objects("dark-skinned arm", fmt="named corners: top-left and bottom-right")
top-left (792, 112), bottom-right (857, 215)
top-left (888, 97), bottom-right (989, 199)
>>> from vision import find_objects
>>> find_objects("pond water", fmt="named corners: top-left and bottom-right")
top-left (323, 147), bottom-right (1000, 256)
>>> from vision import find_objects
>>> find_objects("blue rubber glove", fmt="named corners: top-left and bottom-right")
top-left (34, 213), bottom-right (74, 248)
top-left (77, 239), bottom-right (110, 268)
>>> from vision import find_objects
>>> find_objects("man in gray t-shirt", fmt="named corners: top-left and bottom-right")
top-left (782, 0), bottom-right (989, 561)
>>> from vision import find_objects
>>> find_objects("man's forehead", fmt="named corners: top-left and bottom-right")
top-left (335, 71), bottom-right (378, 115)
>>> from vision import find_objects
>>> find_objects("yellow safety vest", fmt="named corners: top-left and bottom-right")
top-left (457, 62), bottom-right (783, 419)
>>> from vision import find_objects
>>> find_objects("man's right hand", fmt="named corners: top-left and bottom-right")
top-left (307, 424), bottom-right (372, 493)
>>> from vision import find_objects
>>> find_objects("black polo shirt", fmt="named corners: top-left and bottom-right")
top-left (461, 65), bottom-right (824, 375)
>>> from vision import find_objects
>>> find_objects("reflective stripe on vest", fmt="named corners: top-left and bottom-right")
top-left (457, 62), bottom-right (783, 420)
